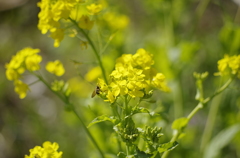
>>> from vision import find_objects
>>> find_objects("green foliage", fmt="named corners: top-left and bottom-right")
top-left (88, 115), bottom-right (117, 128)
top-left (2, 0), bottom-right (240, 158)
top-left (203, 124), bottom-right (240, 158)
top-left (158, 141), bottom-right (179, 153)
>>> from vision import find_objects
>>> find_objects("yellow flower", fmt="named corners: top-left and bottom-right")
top-left (37, 0), bottom-right (80, 47)
top-left (46, 60), bottom-right (65, 76)
top-left (25, 141), bottom-right (63, 158)
top-left (106, 90), bottom-right (115, 103)
top-left (25, 54), bottom-right (42, 71)
top-left (24, 146), bottom-right (44, 158)
top-left (103, 12), bottom-right (129, 30)
top-left (5, 68), bottom-right (22, 81)
top-left (87, 3), bottom-right (103, 15)
top-left (5, 47), bottom-right (41, 80)
top-left (128, 89), bottom-right (144, 98)
top-left (78, 15), bottom-right (94, 30)
top-left (14, 80), bottom-right (30, 99)
top-left (216, 54), bottom-right (240, 78)
top-left (97, 48), bottom-right (170, 102)
top-left (152, 73), bottom-right (170, 92)
top-left (97, 78), bottom-right (108, 92)
top-left (85, 66), bottom-right (102, 82)
top-left (132, 48), bottom-right (154, 70)
top-left (50, 29), bottom-right (65, 48)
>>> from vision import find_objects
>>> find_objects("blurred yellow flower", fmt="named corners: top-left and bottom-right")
top-left (87, 3), bottom-right (103, 15)
top-left (152, 73), bottom-right (171, 92)
top-left (50, 29), bottom-right (65, 48)
top-left (5, 47), bottom-right (41, 80)
top-left (85, 66), bottom-right (102, 82)
top-left (25, 54), bottom-right (42, 71)
top-left (14, 80), bottom-right (29, 99)
top-left (103, 12), bottom-right (129, 30)
top-left (5, 68), bottom-right (22, 81)
top-left (216, 54), bottom-right (240, 78)
top-left (46, 60), bottom-right (65, 76)
top-left (78, 15), bottom-right (94, 30)
top-left (5, 47), bottom-right (43, 98)
top-left (25, 141), bottom-right (62, 158)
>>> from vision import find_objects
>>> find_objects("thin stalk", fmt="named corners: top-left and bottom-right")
top-left (203, 78), bottom-right (233, 104)
top-left (162, 78), bottom-right (233, 158)
top-left (161, 130), bottom-right (181, 158)
top-left (33, 73), bottom-right (105, 158)
top-left (70, 104), bottom-right (105, 158)
top-left (124, 96), bottom-right (129, 115)
top-left (69, 18), bottom-right (108, 84)
top-left (111, 103), bottom-right (121, 121)
top-left (126, 145), bottom-right (129, 156)
top-left (187, 102), bottom-right (203, 120)
top-left (33, 73), bottom-right (66, 102)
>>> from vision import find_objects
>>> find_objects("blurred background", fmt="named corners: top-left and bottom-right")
top-left (0, 0), bottom-right (240, 157)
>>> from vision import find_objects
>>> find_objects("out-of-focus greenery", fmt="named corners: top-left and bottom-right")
top-left (1, 0), bottom-right (240, 158)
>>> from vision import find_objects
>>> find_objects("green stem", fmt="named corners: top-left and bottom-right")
top-left (69, 18), bottom-right (108, 84)
top-left (124, 96), bottom-right (129, 115)
top-left (162, 78), bottom-right (233, 158)
top-left (203, 78), bottom-right (233, 104)
top-left (161, 130), bottom-right (181, 158)
top-left (70, 104), bottom-right (105, 158)
top-left (187, 102), bottom-right (203, 120)
top-left (33, 73), bottom-right (105, 158)
top-left (33, 73), bottom-right (66, 102)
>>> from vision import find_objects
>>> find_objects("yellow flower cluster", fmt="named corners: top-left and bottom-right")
top-left (5, 47), bottom-right (42, 99)
top-left (25, 141), bottom-right (62, 158)
top-left (216, 54), bottom-right (240, 78)
top-left (97, 48), bottom-right (170, 103)
top-left (6, 48), bottom-right (66, 99)
top-left (37, 0), bottom-right (102, 47)
top-left (46, 60), bottom-right (65, 76)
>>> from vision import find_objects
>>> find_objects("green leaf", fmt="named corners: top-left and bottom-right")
top-left (130, 107), bottom-right (156, 117)
top-left (203, 124), bottom-right (240, 158)
top-left (87, 115), bottom-right (116, 128)
top-left (135, 147), bottom-right (154, 158)
top-left (158, 141), bottom-right (179, 153)
top-left (171, 117), bottom-right (189, 130)
top-left (117, 152), bottom-right (126, 158)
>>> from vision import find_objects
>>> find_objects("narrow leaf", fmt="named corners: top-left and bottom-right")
top-left (203, 124), bottom-right (240, 158)
top-left (130, 107), bottom-right (153, 117)
top-left (88, 115), bottom-right (116, 128)
top-left (117, 152), bottom-right (126, 158)
top-left (158, 141), bottom-right (179, 153)
top-left (136, 147), bottom-right (154, 158)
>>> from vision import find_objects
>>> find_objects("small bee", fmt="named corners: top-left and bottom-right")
top-left (91, 86), bottom-right (101, 98)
